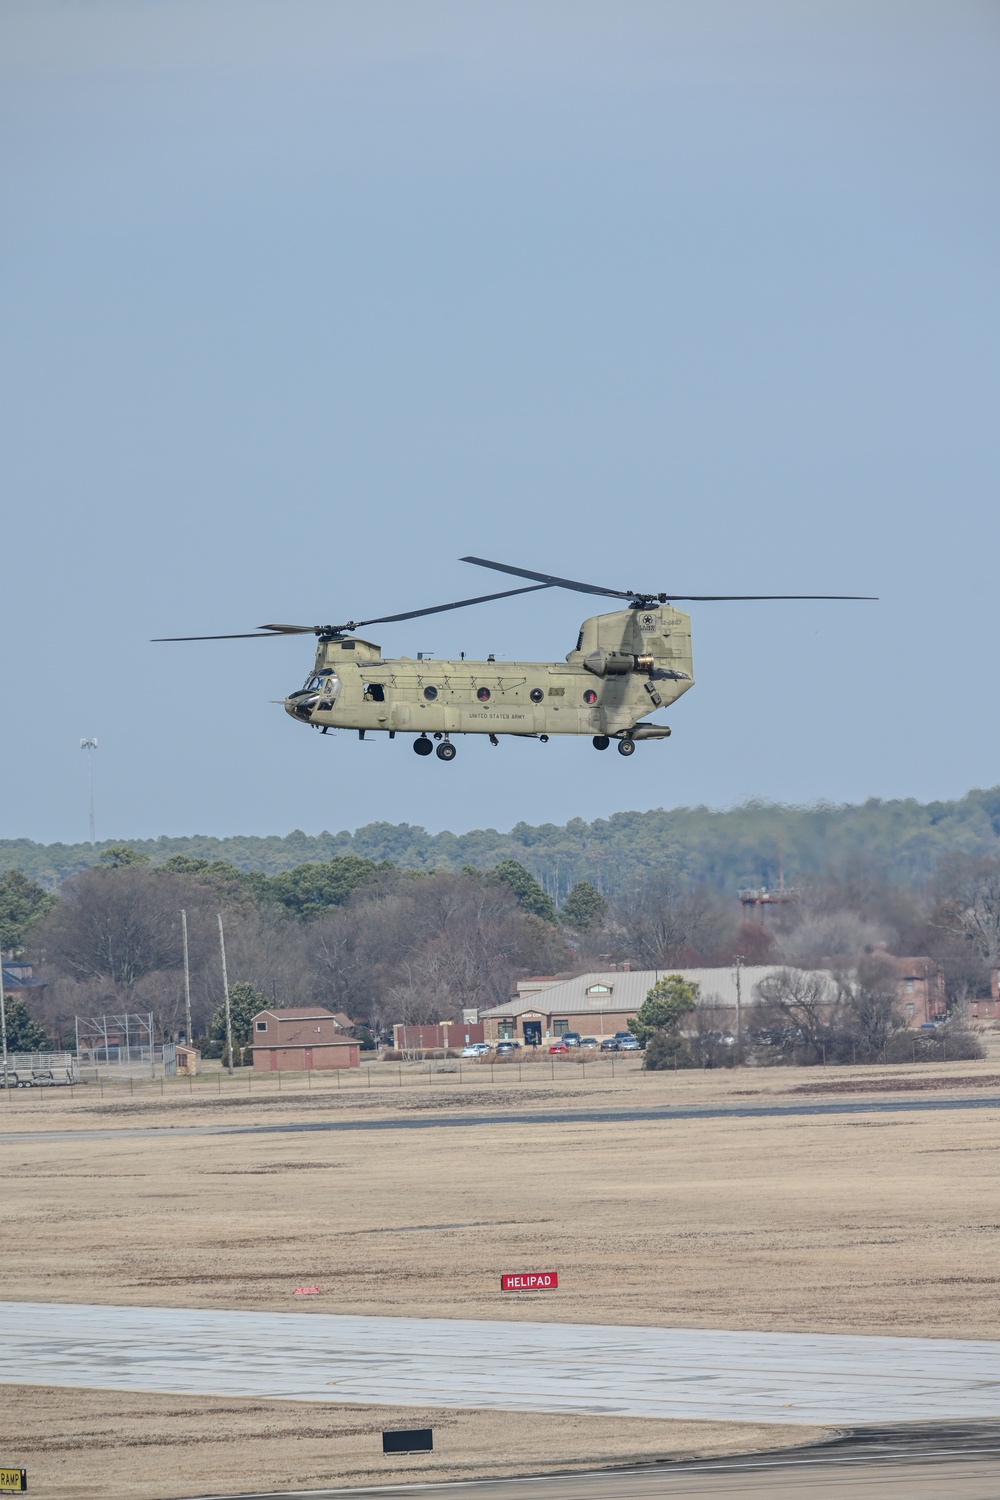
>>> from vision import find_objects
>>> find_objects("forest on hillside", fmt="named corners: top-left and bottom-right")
top-left (3, 785), bottom-right (1000, 898)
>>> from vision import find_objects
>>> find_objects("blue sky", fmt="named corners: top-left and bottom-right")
top-left (2, 1), bottom-right (997, 844)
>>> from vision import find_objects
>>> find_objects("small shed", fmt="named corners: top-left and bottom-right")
top-left (250, 1007), bottom-right (360, 1072)
top-left (175, 1044), bottom-right (201, 1076)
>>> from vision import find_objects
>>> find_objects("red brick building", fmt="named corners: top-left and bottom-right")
top-left (250, 1007), bottom-right (360, 1071)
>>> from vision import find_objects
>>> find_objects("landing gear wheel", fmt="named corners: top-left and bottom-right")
top-left (592, 735), bottom-right (610, 751)
top-left (413, 736), bottom-right (433, 756)
top-left (617, 737), bottom-right (636, 757)
top-left (436, 741), bottom-right (457, 762)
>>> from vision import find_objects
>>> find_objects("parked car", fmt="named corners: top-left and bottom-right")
top-left (461, 1044), bottom-right (485, 1057)
top-left (614, 1030), bottom-right (637, 1042)
top-left (548, 1042), bottom-right (569, 1054)
top-left (560, 1032), bottom-right (582, 1047)
top-left (495, 1040), bottom-right (521, 1055)
top-left (579, 1037), bottom-right (599, 1049)
top-left (617, 1035), bottom-right (642, 1051)
top-left (600, 1037), bottom-right (620, 1052)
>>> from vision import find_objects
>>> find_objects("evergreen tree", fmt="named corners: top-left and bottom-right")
top-left (98, 845), bottom-right (150, 868)
top-left (631, 973), bottom-right (700, 1045)
top-left (2, 997), bottom-right (51, 1052)
top-left (560, 880), bottom-right (606, 931)
top-left (210, 982), bottom-right (269, 1064)
top-left (490, 860), bottom-right (557, 924)
top-left (0, 870), bottom-right (54, 952)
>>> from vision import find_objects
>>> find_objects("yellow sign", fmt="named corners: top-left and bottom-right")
top-left (0, 1471), bottom-right (25, 1493)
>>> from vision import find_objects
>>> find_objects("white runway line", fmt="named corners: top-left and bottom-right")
top-left (1, 1303), bottom-right (998, 1425)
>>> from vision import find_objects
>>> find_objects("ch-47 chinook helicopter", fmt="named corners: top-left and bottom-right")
top-left (156, 557), bottom-right (874, 761)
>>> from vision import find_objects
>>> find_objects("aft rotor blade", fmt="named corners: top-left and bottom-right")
top-left (351, 582), bottom-right (552, 629)
top-left (460, 556), bottom-right (629, 599)
top-left (657, 594), bottom-right (879, 602)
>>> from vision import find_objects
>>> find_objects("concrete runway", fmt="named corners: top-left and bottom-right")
top-left (2, 1303), bottom-right (999, 1426)
top-left (2, 1091), bottom-right (1000, 1145)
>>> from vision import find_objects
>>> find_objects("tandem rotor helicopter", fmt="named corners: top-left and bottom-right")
top-left (156, 557), bottom-right (875, 761)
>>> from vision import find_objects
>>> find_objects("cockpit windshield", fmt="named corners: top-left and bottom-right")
top-left (304, 670), bottom-right (340, 697)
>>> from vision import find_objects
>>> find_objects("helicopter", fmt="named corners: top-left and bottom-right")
top-left (156, 557), bottom-right (875, 761)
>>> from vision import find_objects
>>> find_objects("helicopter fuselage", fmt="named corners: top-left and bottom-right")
top-left (283, 605), bottom-right (694, 744)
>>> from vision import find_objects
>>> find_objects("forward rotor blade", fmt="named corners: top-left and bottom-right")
top-left (460, 556), bottom-right (629, 599)
top-left (350, 582), bottom-right (552, 629)
top-left (151, 630), bottom-right (305, 641)
top-left (153, 583), bottom-right (553, 643)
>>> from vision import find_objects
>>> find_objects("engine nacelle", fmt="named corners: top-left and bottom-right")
top-left (584, 649), bottom-right (652, 677)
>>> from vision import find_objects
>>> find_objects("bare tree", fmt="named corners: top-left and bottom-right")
top-left (753, 966), bottom-right (841, 1063)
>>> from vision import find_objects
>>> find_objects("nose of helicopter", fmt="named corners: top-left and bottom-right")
top-left (283, 690), bottom-right (319, 722)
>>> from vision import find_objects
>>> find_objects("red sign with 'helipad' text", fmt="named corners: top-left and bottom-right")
top-left (500, 1272), bottom-right (558, 1291)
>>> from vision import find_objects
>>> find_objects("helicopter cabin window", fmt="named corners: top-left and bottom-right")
top-left (583, 689), bottom-right (597, 705)
top-left (529, 688), bottom-right (544, 703)
top-left (423, 685), bottom-right (438, 701)
top-left (477, 687), bottom-right (491, 702)
top-left (364, 683), bottom-right (385, 702)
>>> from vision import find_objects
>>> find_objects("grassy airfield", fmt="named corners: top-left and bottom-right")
top-left (2, 1045), bottom-right (998, 1497)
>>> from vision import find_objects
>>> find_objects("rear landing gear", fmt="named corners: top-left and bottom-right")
top-left (413, 736), bottom-right (433, 756)
top-left (592, 735), bottom-right (610, 751)
top-left (436, 741), bottom-right (457, 762)
top-left (617, 737), bottom-right (636, 757)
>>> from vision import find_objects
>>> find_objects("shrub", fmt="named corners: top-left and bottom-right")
top-left (643, 1029), bottom-right (695, 1070)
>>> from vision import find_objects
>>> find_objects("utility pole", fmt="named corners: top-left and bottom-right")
top-left (180, 910), bottom-right (192, 1045)
top-left (0, 954), bottom-right (9, 1105)
top-left (734, 954), bottom-right (745, 1055)
top-left (217, 913), bottom-right (234, 1076)
top-left (80, 738), bottom-right (98, 843)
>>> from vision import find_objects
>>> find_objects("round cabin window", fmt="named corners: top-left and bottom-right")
top-left (583, 689), bottom-right (597, 705)
top-left (530, 688), bottom-right (544, 703)
top-left (423, 685), bottom-right (438, 701)
top-left (477, 687), bottom-right (491, 702)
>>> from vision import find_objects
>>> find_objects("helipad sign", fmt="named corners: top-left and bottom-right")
top-left (501, 1272), bottom-right (558, 1291)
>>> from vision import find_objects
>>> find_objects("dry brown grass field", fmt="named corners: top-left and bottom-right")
top-left (2, 1045), bottom-right (998, 1497)
top-left (3, 1386), bottom-right (820, 1500)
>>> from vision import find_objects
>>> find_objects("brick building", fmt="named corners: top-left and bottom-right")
top-left (250, 1007), bottom-right (360, 1071)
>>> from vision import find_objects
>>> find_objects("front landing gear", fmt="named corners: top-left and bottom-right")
top-left (413, 736), bottom-right (433, 756)
top-left (436, 740), bottom-right (457, 762)
top-left (592, 735), bottom-right (610, 751)
top-left (617, 737), bottom-right (636, 757)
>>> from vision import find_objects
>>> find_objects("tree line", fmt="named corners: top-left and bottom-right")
top-left (4, 784), bottom-right (1000, 896)
top-left (1, 832), bottom-right (998, 1059)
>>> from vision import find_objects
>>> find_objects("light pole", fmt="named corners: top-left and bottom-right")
top-left (80, 738), bottom-right (98, 843)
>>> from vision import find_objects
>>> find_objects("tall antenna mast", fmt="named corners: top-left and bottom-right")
top-left (80, 738), bottom-right (98, 843)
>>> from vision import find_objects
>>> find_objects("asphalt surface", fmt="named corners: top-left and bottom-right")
top-left (2, 1092), bottom-right (1000, 1143)
top-left (188, 1423), bottom-right (1000, 1499)
top-left (3, 1304), bottom-right (999, 1426)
